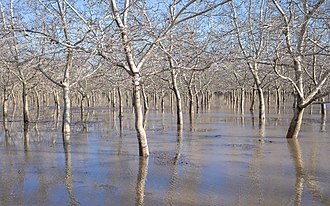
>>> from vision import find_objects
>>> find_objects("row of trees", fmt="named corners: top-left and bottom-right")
top-left (1, 0), bottom-right (329, 156)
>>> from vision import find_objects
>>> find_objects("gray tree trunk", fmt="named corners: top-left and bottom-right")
top-left (320, 98), bottom-right (326, 115)
top-left (142, 85), bottom-right (149, 112)
top-left (286, 107), bottom-right (305, 139)
top-left (276, 88), bottom-right (281, 114)
top-left (257, 87), bottom-right (265, 125)
top-left (117, 87), bottom-right (123, 118)
top-left (240, 88), bottom-right (245, 115)
top-left (62, 83), bottom-right (71, 139)
top-left (2, 89), bottom-right (9, 137)
top-left (188, 87), bottom-right (194, 116)
top-left (171, 70), bottom-right (183, 126)
top-left (22, 82), bottom-right (30, 123)
top-left (53, 91), bottom-right (60, 122)
top-left (34, 88), bottom-right (40, 121)
top-left (250, 88), bottom-right (255, 112)
top-left (133, 74), bottom-right (149, 157)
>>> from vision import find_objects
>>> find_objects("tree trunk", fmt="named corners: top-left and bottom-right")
top-left (286, 107), bottom-right (305, 139)
top-left (257, 87), bottom-right (265, 125)
top-left (267, 88), bottom-right (271, 113)
top-left (34, 88), bottom-right (40, 121)
top-left (117, 87), bottom-right (123, 118)
top-left (80, 94), bottom-right (85, 122)
top-left (171, 70), bottom-right (183, 126)
top-left (106, 90), bottom-right (111, 107)
top-left (53, 91), bottom-right (60, 121)
top-left (2, 88), bottom-right (9, 136)
top-left (133, 74), bottom-right (149, 157)
top-left (161, 89), bottom-right (165, 113)
top-left (276, 87), bottom-right (281, 114)
top-left (170, 92), bottom-right (174, 114)
top-left (250, 88), bottom-right (255, 112)
top-left (91, 91), bottom-right (96, 107)
top-left (112, 87), bottom-right (116, 108)
top-left (43, 93), bottom-right (48, 106)
top-left (320, 98), bottom-right (326, 116)
top-left (195, 87), bottom-right (200, 112)
top-left (232, 90), bottom-right (237, 110)
top-left (62, 83), bottom-right (71, 138)
top-left (240, 88), bottom-right (245, 115)
top-left (320, 113), bottom-right (326, 132)
top-left (236, 89), bottom-right (240, 111)
top-left (188, 87), bottom-right (194, 116)
top-left (22, 82), bottom-right (30, 123)
top-left (292, 92), bottom-right (298, 108)
top-left (282, 89), bottom-right (286, 106)
top-left (124, 91), bottom-right (128, 108)
top-left (141, 85), bottom-right (149, 112)
top-left (154, 92), bottom-right (158, 110)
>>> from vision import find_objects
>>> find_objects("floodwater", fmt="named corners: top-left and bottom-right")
top-left (0, 98), bottom-right (329, 206)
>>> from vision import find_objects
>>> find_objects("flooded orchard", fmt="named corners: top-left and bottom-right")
top-left (0, 96), bottom-right (329, 206)
top-left (1, 0), bottom-right (330, 205)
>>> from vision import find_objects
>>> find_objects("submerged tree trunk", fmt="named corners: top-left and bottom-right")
top-left (2, 88), bottom-right (9, 136)
top-left (62, 83), bottom-right (71, 138)
top-left (276, 87), bottom-right (281, 113)
top-left (171, 70), bottom-right (183, 126)
top-left (195, 87), bottom-right (200, 113)
top-left (161, 89), bottom-right (165, 113)
top-left (22, 82), bottom-right (30, 123)
top-left (117, 87), bottom-right (123, 118)
top-left (267, 89), bottom-right (271, 113)
top-left (320, 98), bottom-right (326, 116)
top-left (257, 87), bottom-right (265, 125)
top-left (250, 88), bottom-right (255, 112)
top-left (112, 87), bottom-right (116, 108)
top-left (153, 92), bottom-right (158, 110)
top-left (240, 87), bottom-right (245, 115)
top-left (80, 94), bottom-right (86, 123)
top-left (34, 88), bottom-right (40, 121)
top-left (286, 107), bottom-right (305, 139)
top-left (188, 86), bottom-right (194, 116)
top-left (133, 74), bottom-right (149, 157)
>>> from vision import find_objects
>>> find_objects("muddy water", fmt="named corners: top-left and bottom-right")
top-left (0, 101), bottom-right (329, 205)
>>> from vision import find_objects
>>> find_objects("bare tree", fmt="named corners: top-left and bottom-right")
top-left (99, 0), bottom-right (230, 156)
top-left (19, 0), bottom-right (103, 140)
top-left (0, 0), bottom-right (41, 124)
top-left (272, 0), bottom-right (330, 138)
top-left (230, 0), bottom-right (274, 126)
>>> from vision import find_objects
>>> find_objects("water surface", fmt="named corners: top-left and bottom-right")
top-left (0, 102), bottom-right (329, 205)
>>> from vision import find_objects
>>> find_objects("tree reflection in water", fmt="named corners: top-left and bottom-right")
top-left (287, 138), bottom-right (304, 205)
top-left (287, 138), bottom-right (330, 205)
top-left (165, 125), bottom-right (183, 205)
top-left (63, 137), bottom-right (80, 206)
top-left (135, 157), bottom-right (149, 206)
top-left (23, 123), bottom-right (30, 153)
top-left (320, 114), bottom-right (326, 132)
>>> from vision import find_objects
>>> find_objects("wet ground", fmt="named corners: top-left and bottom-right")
top-left (0, 99), bottom-right (329, 205)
